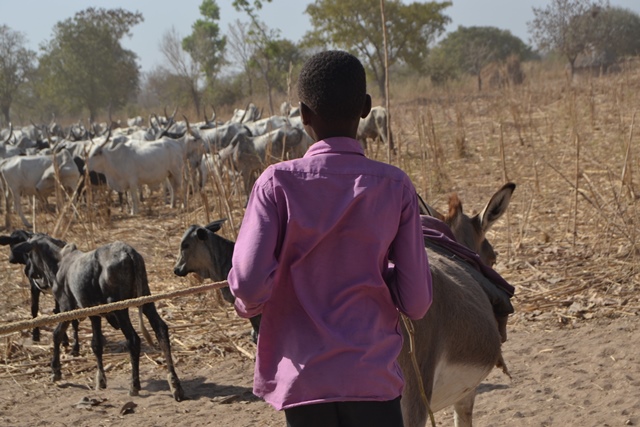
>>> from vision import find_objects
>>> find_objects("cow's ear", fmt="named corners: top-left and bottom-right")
top-left (205, 218), bottom-right (227, 233)
top-left (0, 230), bottom-right (31, 246)
top-left (196, 228), bottom-right (208, 241)
top-left (12, 241), bottom-right (33, 256)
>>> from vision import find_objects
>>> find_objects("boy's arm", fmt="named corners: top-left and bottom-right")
top-left (228, 179), bottom-right (280, 318)
top-left (388, 183), bottom-right (432, 319)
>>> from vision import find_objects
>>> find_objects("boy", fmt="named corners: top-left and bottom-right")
top-left (228, 50), bottom-right (432, 427)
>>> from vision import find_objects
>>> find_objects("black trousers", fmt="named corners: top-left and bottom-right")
top-left (284, 397), bottom-right (404, 427)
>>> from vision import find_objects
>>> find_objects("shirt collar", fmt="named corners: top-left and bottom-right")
top-left (303, 137), bottom-right (365, 158)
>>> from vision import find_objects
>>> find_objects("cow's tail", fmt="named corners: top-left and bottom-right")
top-left (133, 249), bottom-right (155, 347)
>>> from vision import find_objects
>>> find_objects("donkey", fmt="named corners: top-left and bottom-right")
top-left (400, 182), bottom-right (516, 427)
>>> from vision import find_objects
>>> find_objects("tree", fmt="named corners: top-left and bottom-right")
top-left (39, 7), bottom-right (143, 120)
top-left (182, 0), bottom-right (226, 88)
top-left (232, 0), bottom-right (285, 115)
top-left (429, 26), bottom-right (533, 90)
top-left (590, 6), bottom-right (640, 63)
top-left (226, 20), bottom-right (256, 96)
top-left (0, 25), bottom-right (36, 125)
top-left (139, 67), bottom-right (192, 113)
top-left (528, 0), bottom-right (608, 77)
top-left (304, 0), bottom-right (451, 100)
top-left (160, 27), bottom-right (203, 115)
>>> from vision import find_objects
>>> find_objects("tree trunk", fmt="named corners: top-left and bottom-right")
top-left (377, 74), bottom-right (387, 106)
top-left (1, 104), bottom-right (10, 126)
top-left (190, 84), bottom-right (201, 118)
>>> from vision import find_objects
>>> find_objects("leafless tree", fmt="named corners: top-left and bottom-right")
top-left (528, 0), bottom-right (609, 77)
top-left (159, 27), bottom-right (203, 116)
top-left (227, 20), bottom-right (256, 96)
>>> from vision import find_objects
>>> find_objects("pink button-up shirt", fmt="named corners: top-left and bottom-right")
top-left (228, 137), bottom-right (432, 410)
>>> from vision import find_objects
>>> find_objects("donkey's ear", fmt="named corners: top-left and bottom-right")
top-left (479, 183), bottom-right (516, 232)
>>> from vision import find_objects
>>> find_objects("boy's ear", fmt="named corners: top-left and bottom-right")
top-left (361, 94), bottom-right (372, 119)
top-left (300, 102), bottom-right (313, 125)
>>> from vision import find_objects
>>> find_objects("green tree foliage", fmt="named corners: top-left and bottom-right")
top-left (528, 0), bottom-right (608, 76)
top-left (232, 0), bottom-right (272, 16)
top-left (0, 25), bottom-right (36, 125)
top-left (182, 0), bottom-right (226, 86)
top-left (428, 26), bottom-right (533, 90)
top-left (248, 37), bottom-right (303, 98)
top-left (590, 6), bottom-right (640, 63)
top-left (38, 7), bottom-right (143, 120)
top-left (304, 0), bottom-right (451, 99)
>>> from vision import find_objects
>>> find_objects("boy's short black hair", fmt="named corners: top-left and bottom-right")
top-left (297, 50), bottom-right (366, 121)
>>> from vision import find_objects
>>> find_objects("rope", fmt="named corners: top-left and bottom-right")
top-left (0, 280), bottom-right (229, 337)
top-left (401, 313), bottom-right (436, 427)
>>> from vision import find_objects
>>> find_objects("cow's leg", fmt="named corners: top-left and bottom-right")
top-left (52, 300), bottom-right (71, 348)
top-left (130, 187), bottom-right (140, 215)
top-left (29, 282), bottom-right (41, 342)
top-left (12, 190), bottom-right (31, 228)
top-left (50, 320), bottom-right (70, 382)
top-left (453, 389), bottom-right (476, 427)
top-left (113, 309), bottom-right (141, 396)
top-left (249, 314), bottom-right (261, 344)
top-left (142, 303), bottom-right (184, 401)
top-left (70, 319), bottom-right (80, 357)
top-left (89, 315), bottom-right (107, 390)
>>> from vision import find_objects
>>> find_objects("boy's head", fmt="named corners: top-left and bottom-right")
top-left (297, 50), bottom-right (369, 127)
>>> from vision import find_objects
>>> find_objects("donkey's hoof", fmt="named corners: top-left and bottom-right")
top-left (51, 372), bottom-right (62, 382)
top-left (129, 388), bottom-right (140, 397)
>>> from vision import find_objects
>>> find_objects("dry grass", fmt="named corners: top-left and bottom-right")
top-left (1, 59), bottom-right (640, 377)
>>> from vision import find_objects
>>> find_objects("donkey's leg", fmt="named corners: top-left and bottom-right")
top-left (453, 389), bottom-right (476, 427)
top-left (89, 316), bottom-right (107, 390)
top-left (113, 309), bottom-right (141, 396)
top-left (50, 320), bottom-right (70, 382)
top-left (142, 303), bottom-right (184, 401)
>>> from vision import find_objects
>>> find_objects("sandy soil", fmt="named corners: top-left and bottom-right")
top-left (0, 307), bottom-right (637, 427)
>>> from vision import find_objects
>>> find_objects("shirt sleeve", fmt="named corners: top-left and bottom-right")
top-left (387, 182), bottom-right (432, 319)
top-left (228, 174), bottom-right (280, 318)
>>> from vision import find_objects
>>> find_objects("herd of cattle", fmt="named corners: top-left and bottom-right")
top-left (0, 102), bottom-right (392, 228)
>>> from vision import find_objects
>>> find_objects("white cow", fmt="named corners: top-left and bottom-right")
top-left (245, 115), bottom-right (289, 137)
top-left (217, 125), bottom-right (307, 196)
top-left (86, 137), bottom-right (185, 215)
top-left (357, 106), bottom-right (394, 152)
top-left (0, 149), bottom-right (80, 228)
top-left (227, 103), bottom-right (260, 124)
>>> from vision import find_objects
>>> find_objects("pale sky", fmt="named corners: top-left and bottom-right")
top-left (4, 0), bottom-right (640, 73)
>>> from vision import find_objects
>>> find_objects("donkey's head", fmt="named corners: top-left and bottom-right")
top-left (432, 183), bottom-right (515, 267)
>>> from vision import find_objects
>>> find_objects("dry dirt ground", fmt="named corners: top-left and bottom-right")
top-left (2, 64), bottom-right (640, 426)
top-left (0, 309), bottom-right (638, 427)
